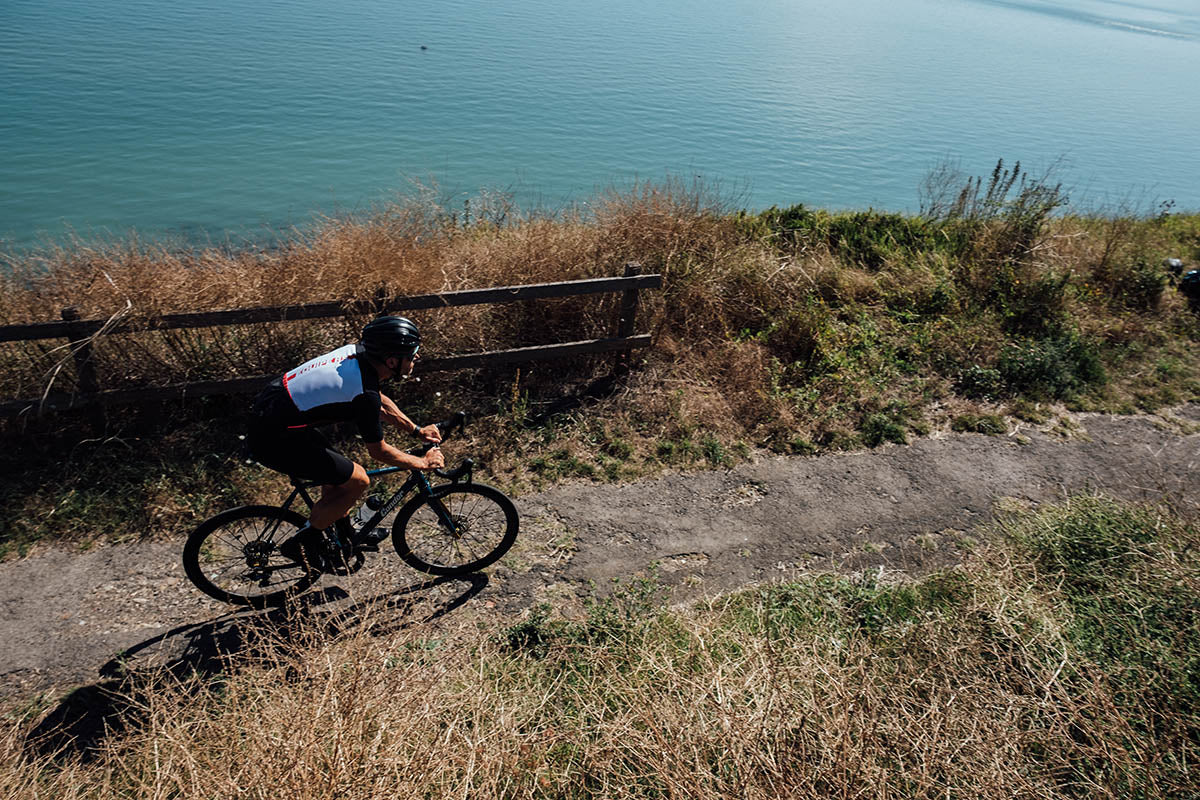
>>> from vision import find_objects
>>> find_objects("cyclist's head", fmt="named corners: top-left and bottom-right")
top-left (360, 315), bottom-right (421, 364)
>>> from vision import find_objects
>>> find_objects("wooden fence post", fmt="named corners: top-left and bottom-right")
top-left (61, 307), bottom-right (105, 430)
top-left (614, 262), bottom-right (643, 373)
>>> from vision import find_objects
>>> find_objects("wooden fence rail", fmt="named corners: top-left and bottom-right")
top-left (0, 264), bottom-right (661, 418)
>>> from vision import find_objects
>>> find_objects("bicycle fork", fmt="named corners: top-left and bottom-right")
top-left (414, 473), bottom-right (461, 538)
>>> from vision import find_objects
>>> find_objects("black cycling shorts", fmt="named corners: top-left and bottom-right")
top-left (246, 425), bottom-right (356, 486)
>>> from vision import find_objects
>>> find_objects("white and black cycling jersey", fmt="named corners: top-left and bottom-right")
top-left (250, 344), bottom-right (384, 442)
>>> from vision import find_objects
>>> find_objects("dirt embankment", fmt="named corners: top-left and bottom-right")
top-left (2, 406), bottom-right (1198, 704)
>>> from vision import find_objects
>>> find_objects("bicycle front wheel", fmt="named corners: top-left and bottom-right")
top-left (183, 505), bottom-right (318, 607)
top-left (391, 483), bottom-right (519, 576)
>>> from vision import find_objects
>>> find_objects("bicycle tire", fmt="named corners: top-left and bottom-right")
top-left (391, 483), bottom-right (519, 576)
top-left (183, 505), bottom-right (319, 607)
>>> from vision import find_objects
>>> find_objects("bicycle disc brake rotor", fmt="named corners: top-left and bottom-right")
top-left (243, 540), bottom-right (273, 571)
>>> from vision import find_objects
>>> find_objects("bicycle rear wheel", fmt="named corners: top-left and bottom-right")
top-left (391, 483), bottom-right (519, 576)
top-left (183, 505), bottom-right (319, 607)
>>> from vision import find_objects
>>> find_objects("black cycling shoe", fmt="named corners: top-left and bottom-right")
top-left (277, 526), bottom-right (325, 571)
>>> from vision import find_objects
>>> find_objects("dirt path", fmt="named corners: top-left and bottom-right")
top-left (3, 406), bottom-right (1199, 705)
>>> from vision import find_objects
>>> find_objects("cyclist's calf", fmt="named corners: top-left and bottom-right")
top-left (310, 463), bottom-right (370, 529)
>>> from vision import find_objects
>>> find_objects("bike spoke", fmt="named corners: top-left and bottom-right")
top-left (404, 489), bottom-right (510, 569)
top-left (192, 515), bottom-right (309, 601)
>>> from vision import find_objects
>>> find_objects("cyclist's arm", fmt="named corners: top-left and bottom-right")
top-left (379, 391), bottom-right (441, 443)
top-left (366, 438), bottom-right (444, 471)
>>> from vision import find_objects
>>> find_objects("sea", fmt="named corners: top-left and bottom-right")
top-left (2, 0), bottom-right (1198, 250)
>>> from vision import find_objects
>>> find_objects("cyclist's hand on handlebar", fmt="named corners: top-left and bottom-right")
top-left (416, 423), bottom-right (442, 444)
top-left (420, 447), bottom-right (445, 471)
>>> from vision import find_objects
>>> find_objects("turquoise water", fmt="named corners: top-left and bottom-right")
top-left (2, 0), bottom-right (1198, 249)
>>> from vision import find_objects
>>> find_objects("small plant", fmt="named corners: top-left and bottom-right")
top-left (529, 448), bottom-right (597, 481)
top-left (602, 436), bottom-right (633, 461)
top-left (1008, 398), bottom-right (1052, 423)
top-left (1107, 257), bottom-right (1166, 310)
top-left (579, 572), bottom-right (667, 644)
top-left (500, 603), bottom-right (558, 656)
top-left (654, 437), bottom-right (700, 465)
top-left (997, 332), bottom-right (1105, 399)
top-left (956, 364), bottom-right (1004, 399)
top-left (700, 435), bottom-right (731, 468)
top-left (860, 412), bottom-right (907, 447)
top-left (951, 413), bottom-right (1007, 434)
top-left (788, 435), bottom-right (817, 455)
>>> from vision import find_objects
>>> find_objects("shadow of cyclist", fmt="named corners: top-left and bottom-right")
top-left (24, 573), bottom-right (488, 763)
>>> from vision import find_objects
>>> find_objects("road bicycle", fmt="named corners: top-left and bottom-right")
top-left (183, 412), bottom-right (518, 607)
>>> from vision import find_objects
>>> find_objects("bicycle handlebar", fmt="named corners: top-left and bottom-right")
top-left (409, 411), bottom-right (468, 458)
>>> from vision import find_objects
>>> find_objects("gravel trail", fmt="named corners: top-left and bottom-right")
top-left (3, 406), bottom-right (1198, 706)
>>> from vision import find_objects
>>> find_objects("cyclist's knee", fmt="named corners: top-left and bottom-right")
top-left (345, 463), bottom-right (370, 493)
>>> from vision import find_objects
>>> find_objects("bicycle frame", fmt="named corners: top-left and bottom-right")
top-left (278, 466), bottom-right (455, 543)
top-left (271, 411), bottom-right (471, 544)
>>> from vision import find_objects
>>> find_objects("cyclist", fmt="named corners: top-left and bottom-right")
top-left (1180, 269), bottom-right (1200, 312)
top-left (246, 315), bottom-right (445, 568)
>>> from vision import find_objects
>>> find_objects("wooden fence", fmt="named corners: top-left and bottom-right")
top-left (0, 263), bottom-right (661, 418)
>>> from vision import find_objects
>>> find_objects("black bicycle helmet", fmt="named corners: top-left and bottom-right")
top-left (360, 315), bottom-right (420, 361)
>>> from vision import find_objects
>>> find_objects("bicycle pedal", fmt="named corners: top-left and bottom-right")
top-left (356, 542), bottom-right (380, 553)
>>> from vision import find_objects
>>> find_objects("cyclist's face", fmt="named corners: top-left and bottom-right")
top-left (393, 347), bottom-right (419, 377)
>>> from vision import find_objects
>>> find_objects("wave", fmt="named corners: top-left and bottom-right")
top-left (971, 0), bottom-right (1197, 41)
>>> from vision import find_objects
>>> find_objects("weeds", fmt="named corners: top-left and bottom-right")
top-left (860, 411), bottom-right (908, 446)
top-left (997, 332), bottom-right (1105, 400)
top-left (1, 177), bottom-right (1199, 549)
top-left (5, 497), bottom-right (1196, 798)
top-left (951, 413), bottom-right (1008, 434)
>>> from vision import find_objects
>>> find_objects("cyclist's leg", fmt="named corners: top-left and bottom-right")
top-left (309, 463), bottom-right (369, 529)
top-left (248, 427), bottom-right (367, 564)
top-left (274, 431), bottom-right (369, 532)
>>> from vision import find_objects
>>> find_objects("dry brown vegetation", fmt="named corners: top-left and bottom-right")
top-left (1, 174), bottom-right (1199, 553)
top-left (3, 496), bottom-right (1196, 798)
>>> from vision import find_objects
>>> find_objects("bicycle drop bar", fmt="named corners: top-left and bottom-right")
top-left (396, 411), bottom-right (473, 481)
top-left (409, 411), bottom-right (468, 457)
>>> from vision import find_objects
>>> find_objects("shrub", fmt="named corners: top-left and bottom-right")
top-left (762, 307), bottom-right (831, 377)
top-left (925, 159), bottom-right (1067, 264)
top-left (997, 268), bottom-right (1072, 335)
top-left (956, 364), bottom-right (1004, 399)
top-left (741, 206), bottom-right (940, 271)
top-left (824, 211), bottom-right (938, 270)
top-left (1101, 257), bottom-right (1166, 311)
top-left (735, 203), bottom-right (819, 250)
top-left (860, 412), bottom-right (907, 447)
top-left (997, 333), bottom-right (1105, 399)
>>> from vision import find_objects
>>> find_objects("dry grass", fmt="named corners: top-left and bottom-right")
top-left (1, 180), bottom-right (1199, 553)
top-left (3, 496), bottom-right (1196, 798)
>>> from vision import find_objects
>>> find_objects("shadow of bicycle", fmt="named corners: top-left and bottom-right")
top-left (25, 572), bottom-right (488, 762)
